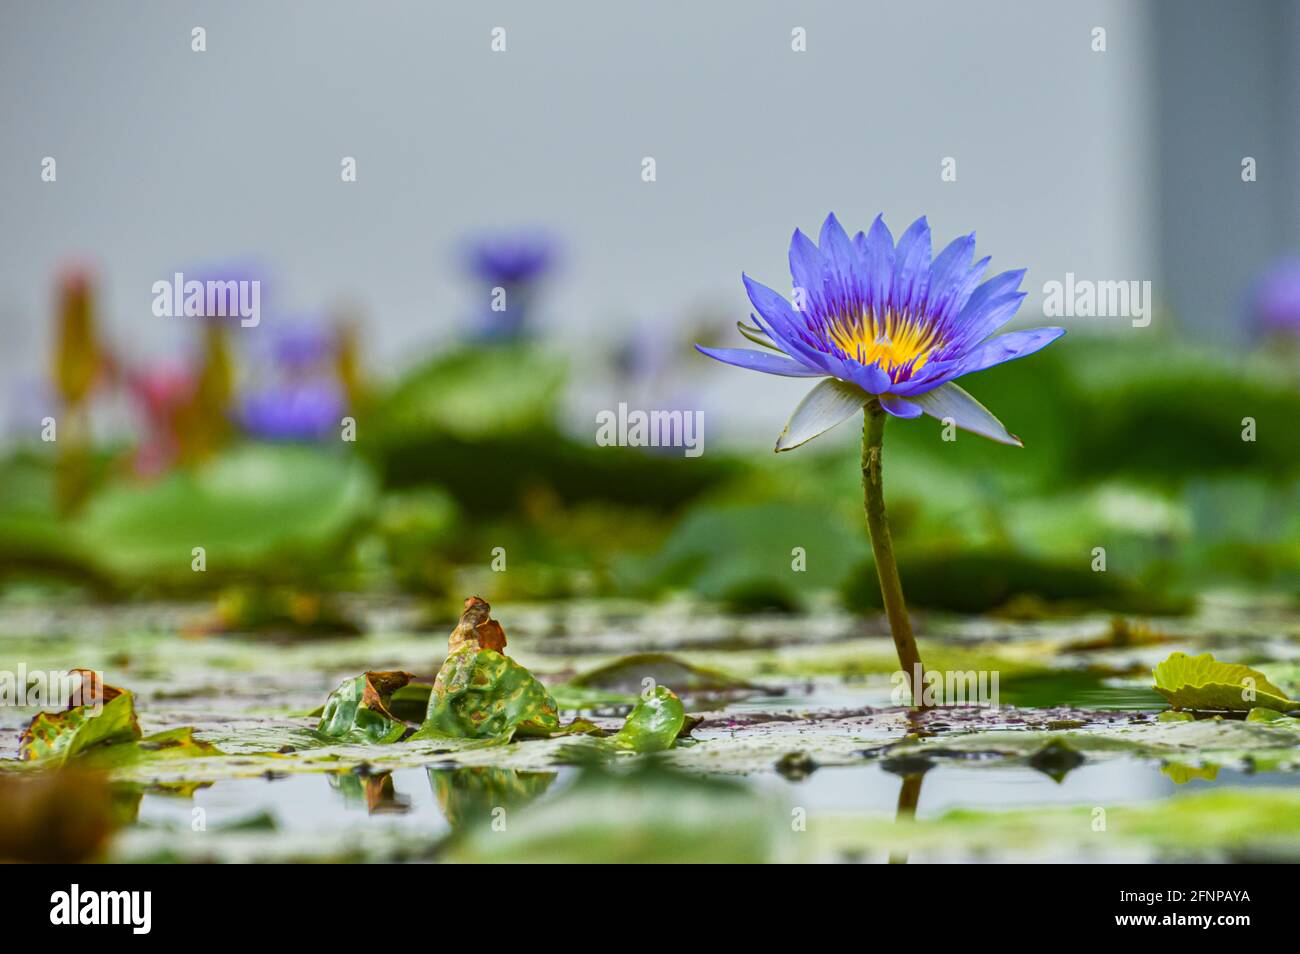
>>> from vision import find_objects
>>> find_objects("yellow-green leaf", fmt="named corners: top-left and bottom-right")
top-left (20, 692), bottom-right (140, 765)
top-left (1153, 652), bottom-right (1299, 713)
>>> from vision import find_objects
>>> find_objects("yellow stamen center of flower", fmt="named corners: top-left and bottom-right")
top-left (828, 311), bottom-right (937, 372)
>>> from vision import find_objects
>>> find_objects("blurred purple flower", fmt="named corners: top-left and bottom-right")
top-left (239, 381), bottom-right (343, 442)
top-left (464, 232), bottom-right (557, 286)
top-left (461, 232), bottom-right (559, 341)
top-left (1249, 257), bottom-right (1300, 337)
top-left (268, 319), bottom-right (337, 372)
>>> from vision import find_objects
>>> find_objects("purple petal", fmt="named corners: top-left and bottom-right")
top-left (891, 324), bottom-right (1065, 397)
top-left (856, 215), bottom-right (895, 314)
top-left (926, 233), bottom-right (976, 315)
top-left (891, 216), bottom-right (932, 314)
top-left (694, 344), bottom-right (823, 377)
top-left (933, 255), bottom-right (992, 325)
top-left (787, 230), bottom-right (826, 315)
top-left (946, 326), bottom-right (1066, 377)
top-left (843, 359), bottom-right (893, 395)
top-left (948, 291), bottom-right (1028, 350)
top-left (879, 395), bottom-right (923, 418)
top-left (818, 213), bottom-right (861, 291)
top-left (742, 273), bottom-right (830, 371)
top-left (954, 269), bottom-right (1026, 329)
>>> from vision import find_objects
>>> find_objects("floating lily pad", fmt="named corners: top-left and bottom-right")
top-left (1153, 651), bottom-right (1300, 712)
top-left (618, 501), bottom-right (867, 610)
top-left (20, 686), bottom-right (221, 770)
top-left (556, 652), bottom-right (760, 707)
top-left (843, 549), bottom-right (1190, 616)
top-left (376, 343), bottom-right (567, 442)
top-left (76, 445), bottom-right (377, 588)
top-left (413, 647), bottom-right (565, 741)
top-left (20, 692), bottom-right (140, 765)
top-left (608, 687), bottom-right (686, 753)
top-left (316, 671), bottom-right (415, 744)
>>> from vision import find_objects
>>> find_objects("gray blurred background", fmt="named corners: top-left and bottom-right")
top-left (1, 0), bottom-right (1295, 438)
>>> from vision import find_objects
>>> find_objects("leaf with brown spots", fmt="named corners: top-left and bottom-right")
top-left (317, 671), bottom-right (416, 744)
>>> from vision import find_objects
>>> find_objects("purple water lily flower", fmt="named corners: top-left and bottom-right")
top-left (464, 232), bottom-right (557, 286)
top-left (462, 232), bottom-right (558, 341)
top-left (696, 213), bottom-right (1065, 449)
top-left (1248, 257), bottom-right (1300, 337)
top-left (240, 381), bottom-right (343, 442)
top-left (268, 319), bottom-right (337, 373)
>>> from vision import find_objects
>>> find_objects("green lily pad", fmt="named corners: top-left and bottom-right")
top-left (609, 687), bottom-right (686, 753)
top-left (413, 647), bottom-right (564, 741)
top-left (76, 444), bottom-right (377, 587)
top-left (316, 671), bottom-right (415, 744)
top-left (843, 549), bottom-right (1189, 616)
top-left (20, 692), bottom-right (140, 765)
top-left (568, 652), bottom-right (756, 693)
top-left (1153, 651), bottom-right (1300, 712)
top-left (376, 343), bottom-right (567, 442)
top-left (553, 652), bottom-right (759, 708)
top-left (20, 690), bottom-right (222, 770)
top-left (618, 501), bottom-right (866, 610)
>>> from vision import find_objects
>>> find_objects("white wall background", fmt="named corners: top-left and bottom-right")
top-left (0, 0), bottom-right (1156, 440)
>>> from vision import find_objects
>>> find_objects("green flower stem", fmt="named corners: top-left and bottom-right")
top-left (862, 400), bottom-right (926, 706)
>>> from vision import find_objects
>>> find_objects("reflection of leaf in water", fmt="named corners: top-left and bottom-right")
top-left (429, 766), bottom-right (556, 828)
top-left (329, 770), bottom-right (411, 814)
top-left (441, 760), bottom-right (777, 863)
top-left (1025, 737), bottom-right (1087, 783)
top-left (883, 716), bottom-right (1300, 778)
top-left (1153, 651), bottom-right (1299, 713)
top-left (1161, 763), bottom-right (1219, 784)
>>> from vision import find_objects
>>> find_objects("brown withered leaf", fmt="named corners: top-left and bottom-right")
top-left (360, 671), bottom-right (415, 720)
top-left (68, 668), bottom-right (123, 708)
top-left (447, 596), bottom-right (507, 654)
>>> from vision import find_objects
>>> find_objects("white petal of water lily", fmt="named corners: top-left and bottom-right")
top-left (911, 381), bottom-right (1022, 446)
top-left (775, 378), bottom-right (871, 452)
